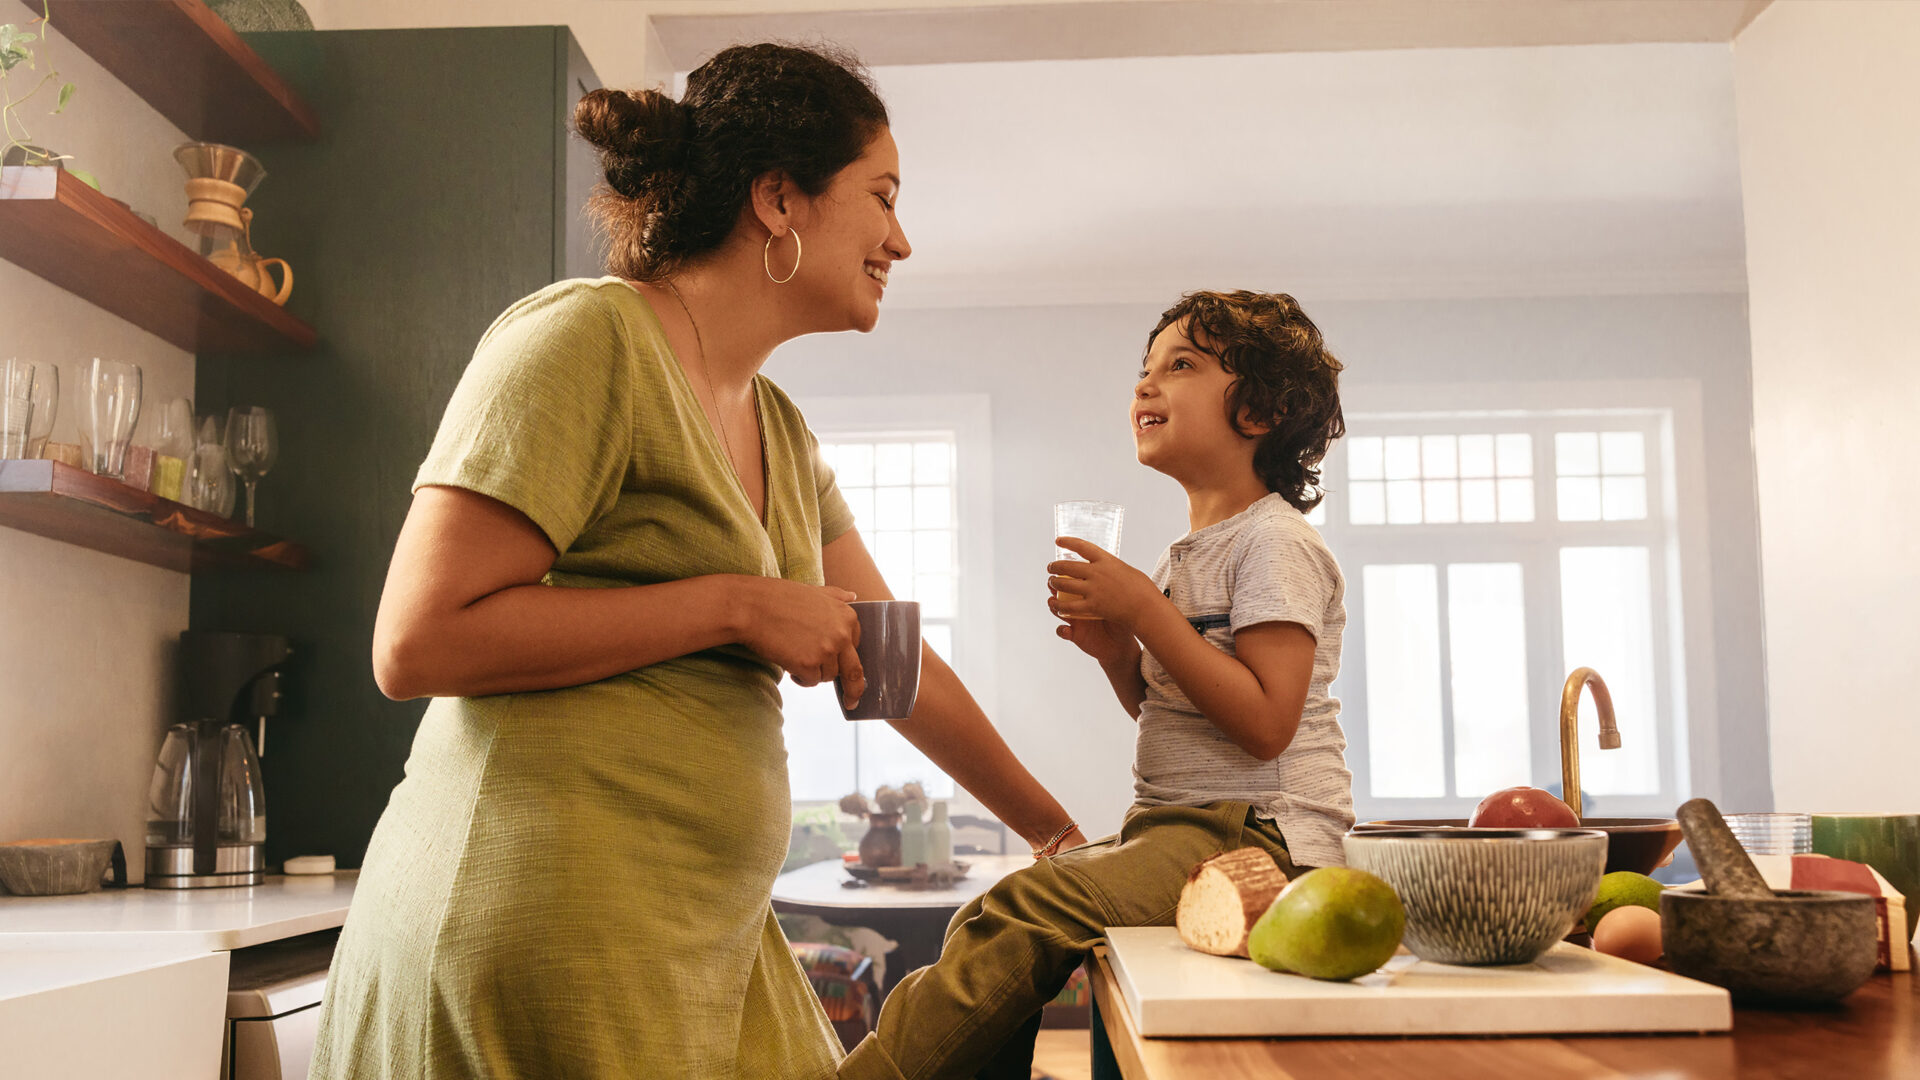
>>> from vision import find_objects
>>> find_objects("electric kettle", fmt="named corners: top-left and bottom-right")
top-left (144, 631), bottom-right (290, 889)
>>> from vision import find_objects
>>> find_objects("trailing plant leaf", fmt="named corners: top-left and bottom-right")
top-left (54, 80), bottom-right (71, 113)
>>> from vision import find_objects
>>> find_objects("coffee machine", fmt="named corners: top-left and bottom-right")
top-left (145, 631), bottom-right (291, 889)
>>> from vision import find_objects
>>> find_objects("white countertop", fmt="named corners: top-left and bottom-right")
top-left (0, 871), bottom-right (356, 951)
top-left (772, 854), bottom-right (1030, 910)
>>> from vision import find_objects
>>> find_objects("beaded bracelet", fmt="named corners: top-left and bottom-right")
top-left (1032, 821), bottom-right (1079, 859)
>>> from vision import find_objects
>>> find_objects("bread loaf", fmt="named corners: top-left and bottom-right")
top-left (1176, 847), bottom-right (1289, 958)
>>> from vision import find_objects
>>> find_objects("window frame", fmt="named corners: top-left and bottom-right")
top-left (786, 393), bottom-right (998, 813)
top-left (1321, 381), bottom-right (1714, 822)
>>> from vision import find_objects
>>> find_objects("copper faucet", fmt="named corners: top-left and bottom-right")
top-left (1559, 667), bottom-right (1621, 825)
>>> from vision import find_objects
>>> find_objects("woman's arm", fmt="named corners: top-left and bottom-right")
top-left (373, 486), bottom-right (866, 701)
top-left (822, 529), bottom-right (1087, 853)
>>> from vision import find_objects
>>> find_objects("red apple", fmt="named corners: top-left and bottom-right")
top-left (1469, 786), bottom-right (1580, 828)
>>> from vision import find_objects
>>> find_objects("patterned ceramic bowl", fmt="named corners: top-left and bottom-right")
top-left (1343, 828), bottom-right (1608, 965)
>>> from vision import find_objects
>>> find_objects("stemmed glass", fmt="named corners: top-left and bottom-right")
top-left (224, 406), bottom-right (277, 527)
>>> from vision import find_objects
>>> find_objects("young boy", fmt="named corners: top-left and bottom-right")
top-left (840, 291), bottom-right (1352, 1080)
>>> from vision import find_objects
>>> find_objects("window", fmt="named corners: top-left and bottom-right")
top-left (1318, 407), bottom-right (1685, 818)
top-left (780, 395), bottom-right (997, 805)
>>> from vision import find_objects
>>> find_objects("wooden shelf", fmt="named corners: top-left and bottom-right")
top-left (0, 166), bottom-right (317, 353)
top-left (23, 0), bottom-right (319, 144)
top-left (0, 460), bottom-right (309, 573)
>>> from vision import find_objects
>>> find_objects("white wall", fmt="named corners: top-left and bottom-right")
top-left (1734, 0), bottom-right (1920, 813)
top-left (766, 292), bottom-right (1766, 837)
top-left (0, 20), bottom-right (199, 872)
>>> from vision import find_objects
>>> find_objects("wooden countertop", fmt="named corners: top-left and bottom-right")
top-left (1089, 945), bottom-right (1920, 1080)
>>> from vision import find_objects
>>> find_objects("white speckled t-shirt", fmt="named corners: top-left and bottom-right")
top-left (1133, 493), bottom-right (1354, 868)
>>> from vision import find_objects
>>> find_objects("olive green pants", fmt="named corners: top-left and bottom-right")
top-left (838, 801), bottom-right (1303, 1080)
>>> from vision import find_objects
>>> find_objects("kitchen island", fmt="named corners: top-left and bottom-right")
top-left (1088, 944), bottom-right (1919, 1080)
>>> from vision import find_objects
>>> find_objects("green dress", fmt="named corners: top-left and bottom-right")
top-left (311, 278), bottom-right (853, 1079)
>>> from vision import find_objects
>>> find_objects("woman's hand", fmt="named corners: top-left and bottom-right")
top-left (736, 579), bottom-right (866, 707)
top-left (1047, 537), bottom-right (1164, 632)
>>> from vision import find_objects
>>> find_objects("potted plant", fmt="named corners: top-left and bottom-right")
top-left (0, 1), bottom-right (95, 189)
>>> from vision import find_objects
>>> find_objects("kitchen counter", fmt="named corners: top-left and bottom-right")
top-left (0, 872), bottom-right (356, 951)
top-left (0, 948), bottom-right (230, 1079)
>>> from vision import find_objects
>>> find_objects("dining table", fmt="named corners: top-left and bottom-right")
top-left (1086, 943), bottom-right (1920, 1079)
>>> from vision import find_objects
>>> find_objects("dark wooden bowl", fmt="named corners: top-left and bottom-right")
top-left (1352, 818), bottom-right (1683, 875)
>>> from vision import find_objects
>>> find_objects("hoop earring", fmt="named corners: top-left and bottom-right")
top-left (763, 228), bottom-right (802, 284)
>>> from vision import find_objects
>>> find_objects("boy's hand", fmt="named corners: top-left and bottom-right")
top-left (1050, 596), bottom-right (1138, 665)
top-left (1048, 537), bottom-right (1163, 631)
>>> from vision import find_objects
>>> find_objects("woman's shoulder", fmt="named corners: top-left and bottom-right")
top-left (478, 277), bottom-right (647, 353)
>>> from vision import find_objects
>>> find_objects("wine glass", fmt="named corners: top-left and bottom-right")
top-left (188, 415), bottom-right (235, 517)
top-left (224, 406), bottom-right (277, 527)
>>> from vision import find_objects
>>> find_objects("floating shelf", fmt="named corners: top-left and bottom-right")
top-left (0, 166), bottom-right (317, 353)
top-left (23, 0), bottom-right (320, 144)
top-left (0, 459), bottom-right (310, 573)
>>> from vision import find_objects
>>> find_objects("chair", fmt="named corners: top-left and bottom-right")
top-left (789, 941), bottom-right (882, 1051)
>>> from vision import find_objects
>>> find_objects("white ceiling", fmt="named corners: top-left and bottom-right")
top-left (867, 43), bottom-right (1746, 307)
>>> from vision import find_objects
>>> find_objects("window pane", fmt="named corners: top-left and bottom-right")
top-left (1496, 478), bottom-right (1535, 522)
top-left (1496, 434), bottom-right (1533, 477)
top-left (1421, 435), bottom-right (1458, 478)
top-left (1362, 565), bottom-right (1446, 798)
top-left (1448, 564), bottom-right (1531, 798)
top-left (842, 488), bottom-right (875, 536)
top-left (915, 530), bottom-right (953, 572)
top-left (1349, 481), bottom-right (1386, 525)
top-left (875, 442), bottom-right (913, 485)
top-left (1423, 479), bottom-right (1459, 524)
top-left (875, 531), bottom-right (914, 589)
top-left (1460, 479), bottom-right (1497, 523)
top-left (1556, 432), bottom-right (1600, 477)
top-left (857, 722), bottom-right (955, 798)
top-left (1459, 435), bottom-right (1495, 479)
top-left (914, 441), bottom-right (952, 484)
top-left (1304, 502), bottom-right (1327, 527)
top-left (1386, 480), bottom-right (1423, 524)
top-left (1348, 437), bottom-right (1385, 481)
top-left (1560, 547), bottom-right (1661, 795)
top-left (1558, 477), bottom-right (1602, 522)
top-left (1602, 476), bottom-right (1648, 521)
top-left (1601, 432), bottom-right (1645, 476)
top-left (875, 487), bottom-right (913, 530)
top-left (780, 680), bottom-right (858, 800)
top-left (1384, 436), bottom-right (1421, 480)
top-left (916, 573), bottom-right (956, 618)
top-left (914, 486), bottom-right (953, 529)
top-left (923, 623), bottom-right (954, 663)
top-left (835, 444), bottom-right (874, 487)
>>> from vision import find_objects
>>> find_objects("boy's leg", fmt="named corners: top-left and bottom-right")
top-left (839, 802), bottom-right (1299, 1080)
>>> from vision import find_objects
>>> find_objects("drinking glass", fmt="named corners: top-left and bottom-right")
top-left (188, 415), bottom-right (235, 517)
top-left (1053, 500), bottom-right (1124, 619)
top-left (26, 362), bottom-right (56, 459)
top-left (225, 406), bottom-right (277, 527)
top-left (1, 358), bottom-right (35, 459)
top-left (1726, 812), bottom-right (1812, 856)
top-left (85, 358), bottom-right (143, 479)
top-left (150, 397), bottom-right (194, 501)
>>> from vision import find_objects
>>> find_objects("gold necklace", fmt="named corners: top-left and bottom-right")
top-left (661, 278), bottom-right (738, 471)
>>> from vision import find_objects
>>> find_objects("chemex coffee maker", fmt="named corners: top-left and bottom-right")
top-left (145, 631), bottom-right (292, 889)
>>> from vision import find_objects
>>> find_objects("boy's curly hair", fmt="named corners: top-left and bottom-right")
top-left (1147, 291), bottom-right (1345, 512)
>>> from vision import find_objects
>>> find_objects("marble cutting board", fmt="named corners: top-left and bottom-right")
top-left (1104, 926), bottom-right (1732, 1037)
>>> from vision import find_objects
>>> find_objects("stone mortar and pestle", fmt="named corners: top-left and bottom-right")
top-left (1662, 798), bottom-right (1880, 1005)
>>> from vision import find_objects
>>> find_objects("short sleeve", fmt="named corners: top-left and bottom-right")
top-left (414, 283), bottom-right (633, 555)
top-left (1228, 517), bottom-right (1340, 640)
top-left (806, 426), bottom-right (857, 546)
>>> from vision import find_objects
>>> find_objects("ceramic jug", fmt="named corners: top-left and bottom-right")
top-left (209, 208), bottom-right (294, 305)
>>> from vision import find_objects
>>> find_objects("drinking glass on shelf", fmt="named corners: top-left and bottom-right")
top-left (26, 361), bottom-right (57, 459)
top-left (1052, 500), bottom-right (1124, 620)
top-left (1, 358), bottom-right (35, 459)
top-left (188, 415), bottom-right (235, 517)
top-left (225, 406), bottom-right (277, 527)
top-left (85, 358), bottom-right (143, 479)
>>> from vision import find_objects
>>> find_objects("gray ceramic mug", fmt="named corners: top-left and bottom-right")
top-left (837, 601), bottom-right (922, 721)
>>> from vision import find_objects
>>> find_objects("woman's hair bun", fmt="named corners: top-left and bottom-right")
top-left (574, 87), bottom-right (690, 197)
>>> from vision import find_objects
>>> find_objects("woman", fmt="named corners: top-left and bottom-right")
top-left (311, 43), bottom-right (1085, 1080)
